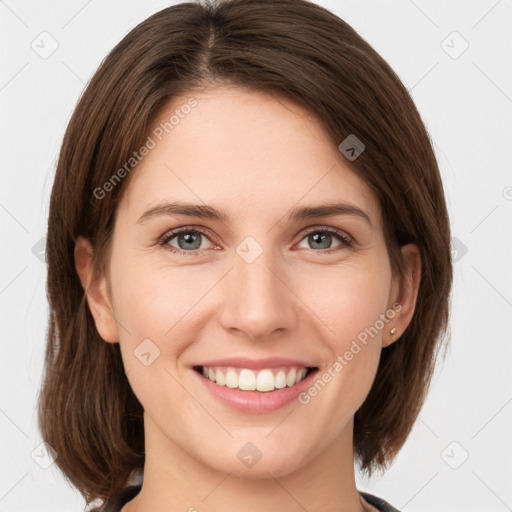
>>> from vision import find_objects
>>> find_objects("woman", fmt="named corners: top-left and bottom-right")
top-left (37, 1), bottom-right (452, 511)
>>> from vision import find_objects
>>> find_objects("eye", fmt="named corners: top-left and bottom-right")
top-left (296, 227), bottom-right (353, 254)
top-left (159, 227), bottom-right (216, 254)
top-left (159, 226), bottom-right (353, 255)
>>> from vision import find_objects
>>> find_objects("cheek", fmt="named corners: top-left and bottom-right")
top-left (299, 258), bottom-right (392, 347)
top-left (111, 265), bottom-right (195, 416)
top-left (295, 289), bottom-right (386, 439)
top-left (294, 261), bottom-right (390, 404)
top-left (106, 257), bottom-right (184, 384)
top-left (109, 257), bottom-right (222, 403)
top-left (110, 255), bottom-right (201, 338)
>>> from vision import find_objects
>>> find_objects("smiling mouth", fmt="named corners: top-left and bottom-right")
top-left (193, 365), bottom-right (318, 392)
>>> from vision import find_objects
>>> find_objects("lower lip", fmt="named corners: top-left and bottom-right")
top-left (192, 368), bottom-right (318, 414)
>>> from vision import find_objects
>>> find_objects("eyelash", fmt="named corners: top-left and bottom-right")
top-left (158, 225), bottom-right (353, 256)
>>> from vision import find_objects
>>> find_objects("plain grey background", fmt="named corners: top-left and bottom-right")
top-left (1, 0), bottom-right (511, 510)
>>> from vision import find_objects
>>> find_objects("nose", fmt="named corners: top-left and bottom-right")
top-left (218, 248), bottom-right (297, 341)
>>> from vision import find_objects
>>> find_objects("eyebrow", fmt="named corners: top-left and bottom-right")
top-left (137, 201), bottom-right (373, 229)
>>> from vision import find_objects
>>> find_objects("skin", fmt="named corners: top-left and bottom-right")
top-left (75, 86), bottom-right (421, 512)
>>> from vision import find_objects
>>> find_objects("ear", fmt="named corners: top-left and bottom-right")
top-left (74, 236), bottom-right (119, 343)
top-left (383, 243), bottom-right (421, 347)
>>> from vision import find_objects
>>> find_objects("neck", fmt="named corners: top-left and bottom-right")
top-left (122, 413), bottom-right (372, 512)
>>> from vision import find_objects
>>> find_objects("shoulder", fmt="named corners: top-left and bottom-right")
top-left (359, 491), bottom-right (402, 512)
top-left (88, 485), bottom-right (142, 512)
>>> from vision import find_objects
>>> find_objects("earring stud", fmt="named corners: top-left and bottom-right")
top-left (390, 327), bottom-right (397, 335)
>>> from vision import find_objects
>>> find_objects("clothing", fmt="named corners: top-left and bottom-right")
top-left (359, 491), bottom-right (402, 512)
top-left (90, 485), bottom-right (401, 512)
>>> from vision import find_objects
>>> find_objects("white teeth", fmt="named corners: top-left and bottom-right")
top-left (239, 369), bottom-right (256, 390)
top-left (286, 368), bottom-right (297, 387)
top-left (200, 366), bottom-right (310, 392)
top-left (296, 368), bottom-right (307, 384)
top-left (256, 369), bottom-right (274, 392)
top-left (225, 369), bottom-right (238, 389)
top-left (215, 368), bottom-right (225, 386)
top-left (274, 370), bottom-right (287, 389)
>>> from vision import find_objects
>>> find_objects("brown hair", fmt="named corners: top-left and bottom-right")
top-left (38, 0), bottom-right (452, 506)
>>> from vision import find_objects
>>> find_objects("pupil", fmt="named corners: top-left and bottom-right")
top-left (311, 233), bottom-right (330, 249)
top-left (180, 233), bottom-right (201, 250)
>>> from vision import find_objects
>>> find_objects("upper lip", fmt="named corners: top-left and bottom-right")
top-left (195, 357), bottom-right (317, 370)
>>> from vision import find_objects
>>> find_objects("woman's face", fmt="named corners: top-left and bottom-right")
top-left (80, 86), bottom-right (417, 479)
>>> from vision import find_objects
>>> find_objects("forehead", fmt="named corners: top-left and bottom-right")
top-left (119, 87), bottom-right (380, 228)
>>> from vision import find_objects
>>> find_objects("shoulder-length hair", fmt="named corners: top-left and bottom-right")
top-left (38, 0), bottom-right (452, 505)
